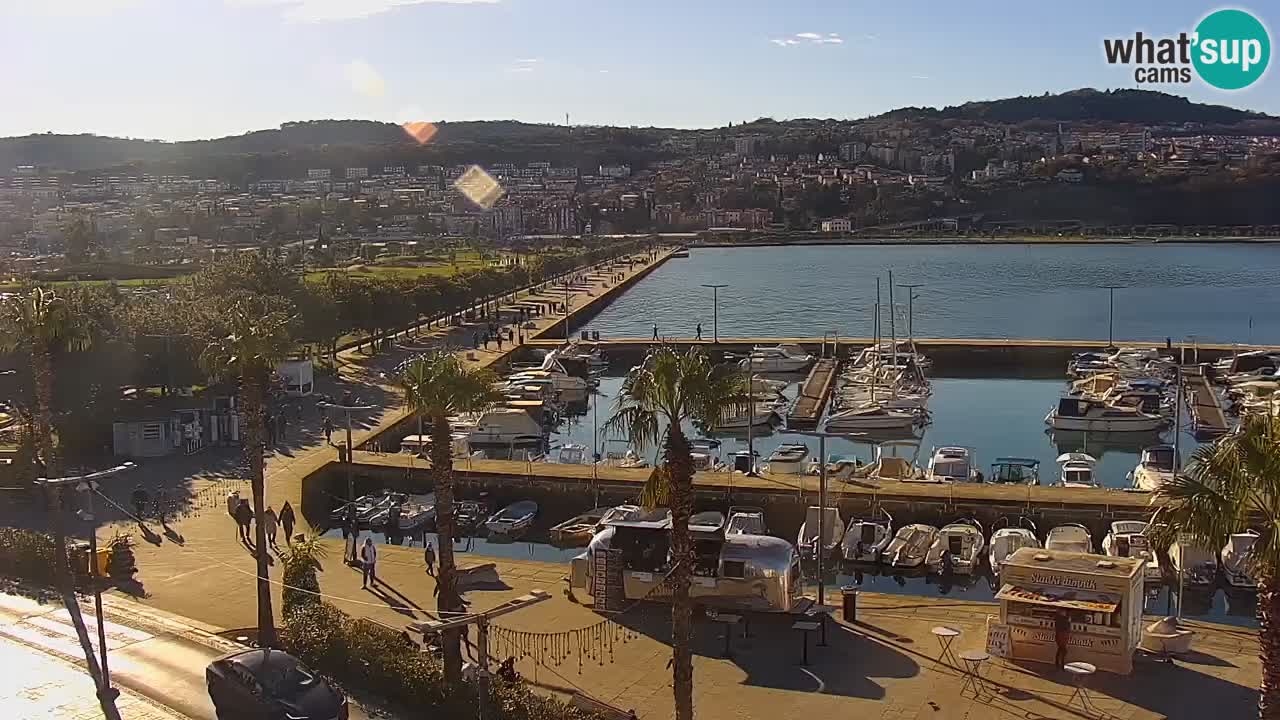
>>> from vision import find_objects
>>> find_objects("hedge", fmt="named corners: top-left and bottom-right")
top-left (282, 601), bottom-right (603, 720)
top-left (0, 527), bottom-right (61, 587)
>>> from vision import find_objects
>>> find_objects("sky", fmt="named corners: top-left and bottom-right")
top-left (1, 0), bottom-right (1276, 140)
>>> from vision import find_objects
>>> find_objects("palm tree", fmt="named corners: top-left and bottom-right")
top-left (199, 296), bottom-right (294, 648)
top-left (604, 347), bottom-right (745, 720)
top-left (0, 287), bottom-right (120, 720)
top-left (1152, 414), bottom-right (1280, 719)
top-left (281, 535), bottom-right (328, 618)
top-left (401, 353), bottom-right (501, 683)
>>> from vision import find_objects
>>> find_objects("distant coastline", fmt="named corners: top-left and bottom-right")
top-left (686, 234), bottom-right (1280, 248)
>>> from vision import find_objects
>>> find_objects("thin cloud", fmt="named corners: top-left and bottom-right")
top-left (344, 59), bottom-right (386, 97)
top-left (5, 0), bottom-right (143, 16)
top-left (864, 33), bottom-right (879, 41)
top-left (910, 74), bottom-right (930, 80)
top-left (770, 32), bottom-right (843, 47)
top-left (227, 0), bottom-right (498, 23)
top-left (513, 57), bottom-right (541, 64)
top-left (505, 57), bottom-right (540, 73)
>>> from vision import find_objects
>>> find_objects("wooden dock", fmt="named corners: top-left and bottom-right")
top-left (1183, 366), bottom-right (1230, 439)
top-left (787, 358), bottom-right (837, 428)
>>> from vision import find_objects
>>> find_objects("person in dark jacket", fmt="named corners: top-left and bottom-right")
top-left (235, 500), bottom-right (253, 542)
top-left (279, 501), bottom-right (296, 544)
top-left (1054, 611), bottom-right (1071, 669)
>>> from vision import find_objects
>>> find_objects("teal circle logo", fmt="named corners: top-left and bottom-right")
top-left (1193, 9), bottom-right (1270, 90)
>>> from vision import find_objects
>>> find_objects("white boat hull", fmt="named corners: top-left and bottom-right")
top-left (741, 357), bottom-right (811, 373)
top-left (1045, 411), bottom-right (1165, 432)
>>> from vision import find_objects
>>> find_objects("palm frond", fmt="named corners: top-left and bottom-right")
top-left (638, 464), bottom-right (673, 509)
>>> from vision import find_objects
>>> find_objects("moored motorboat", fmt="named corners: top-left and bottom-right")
top-left (766, 443), bottom-right (810, 475)
top-left (1045, 523), bottom-right (1093, 553)
top-left (797, 505), bottom-right (844, 560)
top-left (988, 517), bottom-right (1040, 576)
top-left (484, 500), bottom-right (539, 538)
top-left (1131, 444), bottom-right (1177, 492)
top-left (840, 509), bottom-right (893, 562)
top-left (1221, 529), bottom-right (1260, 589)
top-left (990, 457), bottom-right (1040, 485)
top-left (737, 344), bottom-right (814, 373)
top-left (884, 523), bottom-right (943, 569)
top-left (725, 506), bottom-right (767, 536)
top-left (1170, 535), bottom-right (1219, 587)
top-left (1102, 520), bottom-right (1162, 583)
top-left (549, 507), bottom-right (612, 546)
top-left (1045, 396), bottom-right (1166, 432)
top-left (824, 403), bottom-right (917, 431)
top-left (937, 519), bottom-right (985, 574)
top-left (926, 446), bottom-right (979, 483)
top-left (1056, 452), bottom-right (1101, 488)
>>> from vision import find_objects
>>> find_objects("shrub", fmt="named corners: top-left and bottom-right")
top-left (282, 602), bottom-right (600, 720)
top-left (0, 527), bottom-right (61, 587)
top-left (280, 536), bottom-right (325, 619)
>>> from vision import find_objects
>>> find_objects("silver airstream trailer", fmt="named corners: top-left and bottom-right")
top-left (569, 516), bottom-right (804, 613)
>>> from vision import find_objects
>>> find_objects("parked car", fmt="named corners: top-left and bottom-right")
top-left (206, 648), bottom-right (348, 720)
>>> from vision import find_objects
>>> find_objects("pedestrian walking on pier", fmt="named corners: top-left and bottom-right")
top-left (652, 324), bottom-right (659, 340)
top-left (264, 506), bottom-right (278, 546)
top-left (322, 415), bottom-right (333, 444)
top-left (424, 542), bottom-right (436, 576)
top-left (132, 485), bottom-right (149, 523)
top-left (279, 501), bottom-right (296, 545)
top-left (696, 323), bottom-right (702, 340)
top-left (360, 537), bottom-right (378, 588)
top-left (235, 499), bottom-right (253, 542)
top-left (496, 333), bottom-right (504, 351)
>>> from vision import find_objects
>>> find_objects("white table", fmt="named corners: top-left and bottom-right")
top-left (959, 649), bottom-right (990, 697)
top-left (931, 626), bottom-right (961, 668)
top-left (1065, 661), bottom-right (1099, 714)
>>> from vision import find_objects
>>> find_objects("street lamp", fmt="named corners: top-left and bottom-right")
top-left (37, 461), bottom-right (136, 705)
top-left (897, 284), bottom-right (923, 347)
top-left (1102, 285), bottom-right (1123, 348)
top-left (791, 430), bottom-right (865, 610)
top-left (700, 284), bottom-right (728, 343)
top-left (317, 402), bottom-right (376, 502)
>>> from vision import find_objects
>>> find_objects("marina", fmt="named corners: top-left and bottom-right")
top-left (785, 357), bottom-right (837, 428)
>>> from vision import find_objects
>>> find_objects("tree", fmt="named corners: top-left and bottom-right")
top-left (281, 535), bottom-right (327, 619)
top-left (401, 353), bottom-right (501, 683)
top-left (1152, 415), bottom-right (1280, 719)
top-left (0, 287), bottom-right (119, 720)
top-left (63, 216), bottom-right (93, 264)
top-left (604, 348), bottom-right (744, 720)
top-left (196, 286), bottom-right (295, 649)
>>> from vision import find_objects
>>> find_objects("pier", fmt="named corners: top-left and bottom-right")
top-left (786, 357), bottom-right (837, 428)
top-left (1183, 365), bottom-right (1230, 439)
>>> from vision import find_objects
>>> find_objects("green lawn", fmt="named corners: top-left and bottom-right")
top-left (0, 277), bottom-right (178, 290)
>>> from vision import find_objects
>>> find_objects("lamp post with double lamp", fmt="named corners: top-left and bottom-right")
top-left (317, 401), bottom-right (377, 502)
top-left (37, 461), bottom-right (137, 709)
top-left (1102, 285), bottom-right (1123, 349)
top-left (791, 430), bottom-right (864, 610)
top-left (700, 283), bottom-right (728, 343)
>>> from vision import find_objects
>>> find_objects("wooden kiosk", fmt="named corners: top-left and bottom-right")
top-left (993, 547), bottom-right (1144, 674)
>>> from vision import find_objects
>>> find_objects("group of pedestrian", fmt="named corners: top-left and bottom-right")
top-left (130, 484), bottom-right (172, 528)
top-left (227, 490), bottom-right (296, 547)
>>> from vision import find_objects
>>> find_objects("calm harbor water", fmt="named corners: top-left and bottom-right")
top-left (582, 244), bottom-right (1280, 343)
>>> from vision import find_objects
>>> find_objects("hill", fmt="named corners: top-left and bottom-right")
top-left (878, 88), bottom-right (1272, 125)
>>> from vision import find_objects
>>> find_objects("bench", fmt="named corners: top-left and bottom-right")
top-left (456, 562), bottom-right (501, 590)
top-left (571, 692), bottom-right (638, 720)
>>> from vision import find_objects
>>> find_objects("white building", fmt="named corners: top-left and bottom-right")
top-left (345, 167), bottom-right (369, 179)
top-left (307, 168), bottom-right (332, 180)
top-left (820, 218), bottom-right (852, 233)
top-left (597, 164), bottom-right (631, 179)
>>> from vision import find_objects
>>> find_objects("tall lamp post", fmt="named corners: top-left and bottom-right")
top-left (791, 430), bottom-right (864, 609)
top-left (897, 284), bottom-right (923, 347)
top-left (317, 401), bottom-right (377, 501)
top-left (700, 283), bottom-right (728, 343)
top-left (37, 461), bottom-right (137, 707)
top-left (1102, 285), bottom-right (1123, 348)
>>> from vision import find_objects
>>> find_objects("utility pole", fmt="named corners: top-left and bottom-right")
top-left (37, 462), bottom-right (136, 720)
top-left (700, 283), bottom-right (728, 343)
top-left (409, 591), bottom-right (552, 720)
top-left (898, 283), bottom-right (923, 348)
top-left (317, 402), bottom-right (376, 501)
top-left (1102, 286), bottom-right (1123, 348)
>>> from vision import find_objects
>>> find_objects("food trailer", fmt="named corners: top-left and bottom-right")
top-left (994, 547), bottom-right (1144, 674)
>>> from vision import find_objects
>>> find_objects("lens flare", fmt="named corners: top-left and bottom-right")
top-left (454, 165), bottom-right (505, 209)
top-left (401, 121), bottom-right (438, 145)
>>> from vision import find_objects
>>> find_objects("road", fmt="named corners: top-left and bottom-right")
top-left (0, 591), bottom-right (374, 720)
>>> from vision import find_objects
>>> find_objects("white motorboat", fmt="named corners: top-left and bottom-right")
top-left (806, 454), bottom-right (863, 480)
top-left (840, 509), bottom-right (893, 563)
top-left (884, 523), bottom-right (943, 569)
top-left (749, 375), bottom-right (790, 396)
top-left (989, 518), bottom-right (1040, 575)
top-left (738, 344), bottom-right (814, 373)
top-left (766, 443), bottom-right (809, 475)
top-left (712, 402), bottom-right (779, 430)
top-left (1131, 445), bottom-right (1177, 492)
top-left (990, 457), bottom-right (1041, 485)
top-left (937, 519), bottom-right (985, 574)
top-left (484, 500), bottom-right (539, 537)
top-left (1221, 530), bottom-right (1260, 589)
top-left (852, 440), bottom-right (924, 482)
top-left (468, 408), bottom-right (544, 446)
top-left (926, 446), bottom-right (979, 483)
top-left (507, 368), bottom-right (590, 396)
top-left (1045, 523), bottom-right (1093, 553)
top-left (1102, 520), bottom-right (1162, 583)
top-left (1045, 396), bottom-right (1166, 432)
top-left (824, 403), bottom-right (917, 431)
top-left (400, 432), bottom-right (475, 458)
top-left (553, 443), bottom-right (590, 464)
top-left (725, 506), bottom-right (767, 536)
top-left (600, 504), bottom-right (670, 527)
top-left (1170, 536), bottom-right (1219, 587)
top-left (604, 448), bottom-right (649, 468)
top-left (797, 505), bottom-right (844, 560)
top-left (1056, 453), bottom-right (1101, 488)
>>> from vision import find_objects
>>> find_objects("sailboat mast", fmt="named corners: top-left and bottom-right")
top-left (873, 278), bottom-right (880, 403)
top-left (888, 270), bottom-right (898, 398)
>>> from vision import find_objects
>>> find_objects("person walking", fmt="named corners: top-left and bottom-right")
top-left (423, 541), bottom-right (436, 576)
top-left (279, 501), bottom-right (296, 545)
top-left (1054, 610), bottom-right (1071, 669)
top-left (360, 537), bottom-right (378, 588)
top-left (154, 486), bottom-right (169, 529)
top-left (226, 490), bottom-right (239, 520)
top-left (652, 324), bottom-right (659, 340)
top-left (132, 485), bottom-right (150, 523)
top-left (263, 506), bottom-right (279, 546)
top-left (235, 499), bottom-right (253, 542)
top-left (496, 333), bottom-right (503, 351)
top-left (322, 415), bottom-right (333, 444)
top-left (696, 323), bottom-right (702, 340)
top-left (279, 412), bottom-right (289, 442)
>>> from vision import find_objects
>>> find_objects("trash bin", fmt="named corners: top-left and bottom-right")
top-left (95, 547), bottom-right (112, 576)
top-left (841, 585), bottom-right (858, 622)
